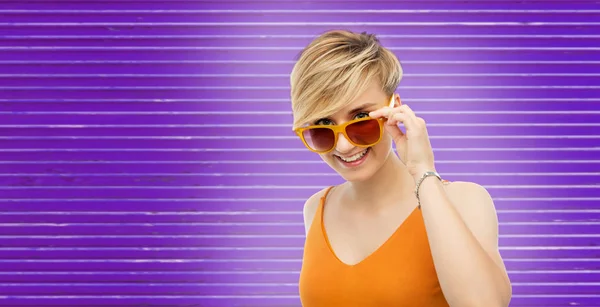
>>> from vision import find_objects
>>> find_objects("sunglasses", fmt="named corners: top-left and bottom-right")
top-left (294, 95), bottom-right (395, 154)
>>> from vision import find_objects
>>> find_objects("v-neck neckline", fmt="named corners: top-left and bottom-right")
top-left (319, 188), bottom-right (421, 268)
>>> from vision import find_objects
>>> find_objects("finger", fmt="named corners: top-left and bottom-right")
top-left (372, 106), bottom-right (417, 134)
top-left (368, 107), bottom-right (392, 119)
top-left (394, 133), bottom-right (408, 165)
top-left (400, 104), bottom-right (416, 117)
top-left (388, 111), bottom-right (418, 136)
top-left (401, 105), bottom-right (430, 137)
top-left (400, 104), bottom-right (425, 126)
top-left (398, 105), bottom-right (422, 130)
top-left (383, 118), bottom-right (404, 140)
top-left (383, 121), bottom-right (408, 164)
top-left (387, 112), bottom-right (407, 127)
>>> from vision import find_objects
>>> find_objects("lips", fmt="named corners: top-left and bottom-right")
top-left (335, 148), bottom-right (369, 163)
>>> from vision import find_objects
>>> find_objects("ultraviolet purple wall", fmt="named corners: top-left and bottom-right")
top-left (0, 0), bottom-right (599, 306)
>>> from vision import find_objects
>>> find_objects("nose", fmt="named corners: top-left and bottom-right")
top-left (334, 132), bottom-right (355, 155)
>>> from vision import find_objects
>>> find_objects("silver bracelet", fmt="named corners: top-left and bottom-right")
top-left (414, 171), bottom-right (442, 209)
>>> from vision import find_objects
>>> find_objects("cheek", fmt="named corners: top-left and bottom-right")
top-left (321, 154), bottom-right (341, 170)
top-left (375, 132), bottom-right (393, 149)
top-left (319, 153), bottom-right (335, 163)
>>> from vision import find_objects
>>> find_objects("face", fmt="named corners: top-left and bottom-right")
top-left (305, 80), bottom-right (399, 182)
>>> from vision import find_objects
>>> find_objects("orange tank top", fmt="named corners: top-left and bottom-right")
top-left (299, 186), bottom-right (450, 307)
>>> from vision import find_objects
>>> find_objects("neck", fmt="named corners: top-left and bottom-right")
top-left (343, 148), bottom-right (416, 211)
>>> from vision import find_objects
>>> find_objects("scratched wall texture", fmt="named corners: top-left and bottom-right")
top-left (0, 0), bottom-right (599, 306)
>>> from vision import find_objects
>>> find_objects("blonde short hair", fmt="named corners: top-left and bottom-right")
top-left (290, 29), bottom-right (403, 130)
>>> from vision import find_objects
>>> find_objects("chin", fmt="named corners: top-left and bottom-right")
top-left (323, 144), bottom-right (391, 183)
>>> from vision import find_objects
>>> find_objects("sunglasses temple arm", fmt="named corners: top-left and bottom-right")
top-left (388, 94), bottom-right (396, 108)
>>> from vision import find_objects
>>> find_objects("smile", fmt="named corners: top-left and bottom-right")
top-left (335, 148), bottom-right (371, 169)
top-left (338, 149), bottom-right (368, 162)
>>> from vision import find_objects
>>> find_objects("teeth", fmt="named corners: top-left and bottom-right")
top-left (339, 149), bottom-right (368, 162)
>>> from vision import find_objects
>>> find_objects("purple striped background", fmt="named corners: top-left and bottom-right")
top-left (1, 0), bottom-right (599, 306)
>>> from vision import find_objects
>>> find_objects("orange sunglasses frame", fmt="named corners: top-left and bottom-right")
top-left (294, 94), bottom-right (396, 154)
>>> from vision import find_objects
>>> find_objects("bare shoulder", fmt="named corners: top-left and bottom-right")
top-left (302, 186), bottom-right (332, 235)
top-left (443, 181), bottom-right (507, 269)
top-left (442, 180), bottom-right (512, 301)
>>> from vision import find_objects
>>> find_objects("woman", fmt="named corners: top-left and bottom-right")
top-left (290, 30), bottom-right (512, 307)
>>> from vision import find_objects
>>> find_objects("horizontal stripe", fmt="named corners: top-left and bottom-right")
top-left (1, 136), bottom-right (598, 140)
top-left (2, 221), bottom-right (600, 226)
top-left (1, 231), bottom-right (596, 238)
top-left (0, 212), bottom-right (306, 215)
top-left (0, 197), bottom-right (595, 201)
top-left (0, 232), bottom-right (597, 238)
top-left (4, 34), bottom-right (600, 38)
top-left (2, 208), bottom-right (600, 213)
top-left (0, 236), bottom-right (588, 248)
top-left (0, 269), bottom-right (594, 274)
top-left (4, 73), bottom-right (600, 77)
top-left (4, 46), bottom-right (600, 50)
top-left (2, 9), bottom-right (600, 13)
top-left (0, 230), bottom-right (598, 237)
top-left (0, 209), bottom-right (596, 221)
top-left (2, 0), bottom-right (596, 3)
top-left (6, 172), bottom-right (588, 186)
top-left (0, 282), bottom-right (596, 286)
top-left (3, 110), bottom-right (600, 114)
top-left (1, 172), bottom-right (597, 176)
top-left (2, 149), bottom-right (599, 153)
top-left (3, 22), bottom-right (600, 26)
top-left (0, 185), bottom-right (597, 189)
top-left (0, 246), bottom-right (599, 250)
top-left (0, 249), bottom-right (580, 264)
top-left (3, 85), bottom-right (599, 89)
top-left (2, 123), bottom-right (599, 127)
top-left (2, 123), bottom-right (600, 128)
top-left (3, 78), bottom-right (598, 89)
top-left (3, 60), bottom-right (600, 64)
top-left (4, 49), bottom-right (587, 63)
top-left (0, 258), bottom-right (596, 262)
top-left (0, 257), bottom-right (589, 273)
top-left (0, 187), bottom-right (586, 198)
top-left (0, 270), bottom-right (298, 275)
top-left (0, 295), bottom-right (301, 298)
top-left (0, 294), bottom-right (594, 298)
top-left (7, 37), bottom-right (598, 49)
top-left (3, 98), bottom-right (600, 101)
top-left (0, 235), bottom-right (600, 239)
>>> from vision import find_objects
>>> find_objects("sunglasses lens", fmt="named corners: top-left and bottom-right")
top-left (346, 119), bottom-right (381, 145)
top-left (302, 128), bottom-right (335, 152)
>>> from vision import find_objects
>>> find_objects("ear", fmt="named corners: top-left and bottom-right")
top-left (394, 94), bottom-right (402, 108)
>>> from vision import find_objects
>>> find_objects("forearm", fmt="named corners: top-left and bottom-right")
top-left (418, 178), bottom-right (511, 307)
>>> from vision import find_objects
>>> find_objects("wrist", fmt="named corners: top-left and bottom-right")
top-left (414, 170), bottom-right (442, 209)
top-left (412, 166), bottom-right (437, 183)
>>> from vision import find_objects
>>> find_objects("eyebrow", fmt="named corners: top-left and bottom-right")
top-left (311, 102), bottom-right (379, 125)
top-left (347, 102), bottom-right (378, 115)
